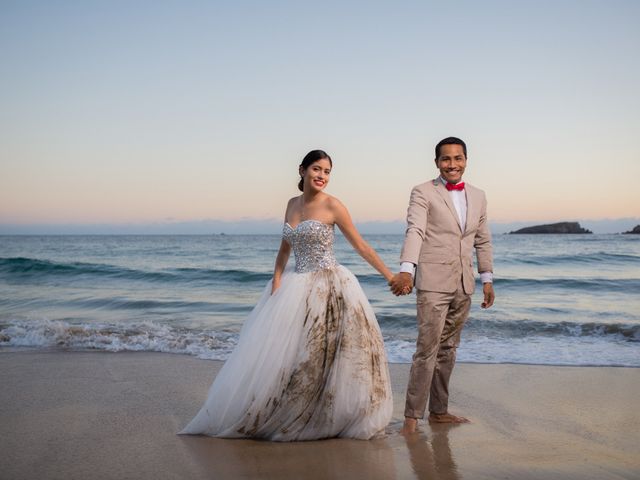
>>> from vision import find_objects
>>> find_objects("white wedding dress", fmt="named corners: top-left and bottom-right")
top-left (179, 220), bottom-right (393, 441)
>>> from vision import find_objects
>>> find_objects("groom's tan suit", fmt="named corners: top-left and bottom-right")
top-left (401, 177), bottom-right (493, 418)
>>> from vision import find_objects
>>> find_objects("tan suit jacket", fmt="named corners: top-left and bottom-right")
top-left (400, 178), bottom-right (493, 294)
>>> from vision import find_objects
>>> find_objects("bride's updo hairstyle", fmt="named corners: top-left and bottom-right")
top-left (298, 150), bottom-right (332, 192)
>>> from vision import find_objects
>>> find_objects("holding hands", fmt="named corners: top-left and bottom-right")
top-left (389, 272), bottom-right (413, 296)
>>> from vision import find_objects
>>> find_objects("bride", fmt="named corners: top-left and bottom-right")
top-left (179, 150), bottom-right (394, 441)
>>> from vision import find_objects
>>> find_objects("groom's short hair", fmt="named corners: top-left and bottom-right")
top-left (435, 137), bottom-right (467, 159)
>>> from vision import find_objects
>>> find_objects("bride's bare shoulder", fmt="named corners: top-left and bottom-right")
top-left (325, 194), bottom-right (346, 209)
top-left (284, 196), bottom-right (301, 216)
top-left (324, 195), bottom-right (350, 220)
top-left (286, 195), bottom-right (301, 206)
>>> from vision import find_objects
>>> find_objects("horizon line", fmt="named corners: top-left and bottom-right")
top-left (1, 217), bottom-right (638, 236)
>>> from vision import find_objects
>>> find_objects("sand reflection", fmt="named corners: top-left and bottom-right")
top-left (402, 425), bottom-right (460, 480)
top-left (180, 434), bottom-right (398, 480)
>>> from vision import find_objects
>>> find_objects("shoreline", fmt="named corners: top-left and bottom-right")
top-left (1, 350), bottom-right (638, 479)
top-left (2, 345), bottom-right (639, 369)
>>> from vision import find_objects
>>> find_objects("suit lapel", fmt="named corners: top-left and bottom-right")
top-left (465, 184), bottom-right (479, 232)
top-left (434, 178), bottom-right (463, 233)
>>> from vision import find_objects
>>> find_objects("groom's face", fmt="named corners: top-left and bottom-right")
top-left (435, 144), bottom-right (467, 184)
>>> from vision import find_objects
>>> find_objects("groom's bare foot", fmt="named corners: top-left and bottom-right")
top-left (401, 417), bottom-right (418, 434)
top-left (428, 412), bottom-right (470, 424)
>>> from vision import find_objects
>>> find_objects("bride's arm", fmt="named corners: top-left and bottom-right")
top-left (272, 198), bottom-right (295, 294)
top-left (331, 198), bottom-right (393, 283)
top-left (271, 239), bottom-right (291, 294)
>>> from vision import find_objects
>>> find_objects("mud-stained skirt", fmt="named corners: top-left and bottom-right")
top-left (178, 264), bottom-right (393, 441)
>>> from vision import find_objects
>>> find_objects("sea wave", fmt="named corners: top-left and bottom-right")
top-left (0, 257), bottom-right (272, 284)
top-left (500, 252), bottom-right (640, 266)
top-left (0, 319), bottom-right (237, 360)
top-left (384, 337), bottom-right (640, 367)
top-left (377, 314), bottom-right (640, 342)
top-left (5, 257), bottom-right (637, 293)
top-left (2, 315), bottom-right (638, 365)
top-left (468, 318), bottom-right (640, 341)
top-left (0, 256), bottom-right (400, 287)
top-left (493, 277), bottom-right (640, 292)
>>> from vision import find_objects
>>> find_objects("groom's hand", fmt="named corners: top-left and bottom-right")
top-left (481, 283), bottom-right (495, 308)
top-left (389, 272), bottom-right (413, 296)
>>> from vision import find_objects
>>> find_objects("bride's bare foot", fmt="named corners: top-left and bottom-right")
top-left (428, 412), bottom-right (470, 424)
top-left (401, 417), bottom-right (418, 434)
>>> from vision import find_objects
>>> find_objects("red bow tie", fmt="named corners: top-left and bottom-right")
top-left (445, 182), bottom-right (465, 191)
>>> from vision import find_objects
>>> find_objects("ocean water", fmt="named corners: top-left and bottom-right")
top-left (1, 234), bottom-right (638, 367)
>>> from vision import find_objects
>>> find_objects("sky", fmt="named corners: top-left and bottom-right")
top-left (1, 0), bottom-right (639, 233)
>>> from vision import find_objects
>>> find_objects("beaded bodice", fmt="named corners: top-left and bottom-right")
top-left (283, 220), bottom-right (338, 273)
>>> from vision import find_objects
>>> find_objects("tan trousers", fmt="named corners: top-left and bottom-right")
top-left (404, 282), bottom-right (472, 419)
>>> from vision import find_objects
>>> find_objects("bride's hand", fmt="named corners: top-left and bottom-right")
top-left (271, 278), bottom-right (281, 295)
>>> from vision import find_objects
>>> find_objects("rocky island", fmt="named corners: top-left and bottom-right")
top-left (623, 225), bottom-right (640, 234)
top-left (510, 222), bottom-right (592, 234)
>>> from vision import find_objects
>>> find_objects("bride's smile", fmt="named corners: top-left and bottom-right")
top-left (302, 160), bottom-right (331, 192)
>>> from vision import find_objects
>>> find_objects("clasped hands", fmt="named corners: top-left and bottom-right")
top-left (389, 272), bottom-right (413, 296)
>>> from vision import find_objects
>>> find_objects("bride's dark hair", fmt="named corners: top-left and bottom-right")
top-left (298, 150), bottom-right (332, 191)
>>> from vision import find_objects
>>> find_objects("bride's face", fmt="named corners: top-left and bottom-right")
top-left (301, 159), bottom-right (332, 192)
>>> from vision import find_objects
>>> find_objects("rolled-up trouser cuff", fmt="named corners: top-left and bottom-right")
top-left (403, 409), bottom-right (423, 419)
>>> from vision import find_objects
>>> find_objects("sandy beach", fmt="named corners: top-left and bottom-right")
top-left (0, 350), bottom-right (638, 480)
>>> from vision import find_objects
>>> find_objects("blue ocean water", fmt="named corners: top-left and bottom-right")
top-left (1, 234), bottom-right (638, 366)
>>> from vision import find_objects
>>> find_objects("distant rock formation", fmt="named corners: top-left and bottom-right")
top-left (509, 222), bottom-right (593, 234)
top-left (623, 225), bottom-right (640, 234)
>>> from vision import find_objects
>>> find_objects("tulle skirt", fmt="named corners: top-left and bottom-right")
top-left (179, 264), bottom-right (393, 441)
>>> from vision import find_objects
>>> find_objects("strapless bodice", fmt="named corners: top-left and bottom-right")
top-left (283, 220), bottom-right (338, 273)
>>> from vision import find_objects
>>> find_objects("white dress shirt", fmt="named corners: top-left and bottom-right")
top-left (400, 177), bottom-right (493, 284)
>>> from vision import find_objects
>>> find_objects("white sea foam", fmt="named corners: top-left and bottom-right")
top-left (3, 319), bottom-right (638, 367)
top-left (0, 319), bottom-right (237, 360)
top-left (384, 336), bottom-right (640, 367)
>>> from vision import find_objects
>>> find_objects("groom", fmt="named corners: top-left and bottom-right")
top-left (390, 136), bottom-right (495, 434)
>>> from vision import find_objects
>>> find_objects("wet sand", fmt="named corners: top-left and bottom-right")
top-left (1, 350), bottom-right (638, 479)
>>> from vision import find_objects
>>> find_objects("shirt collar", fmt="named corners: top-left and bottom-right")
top-left (439, 176), bottom-right (464, 187)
